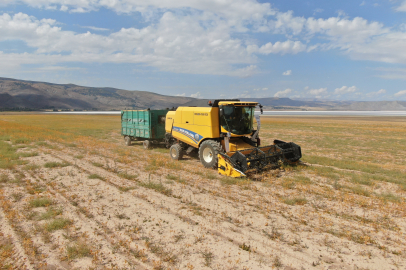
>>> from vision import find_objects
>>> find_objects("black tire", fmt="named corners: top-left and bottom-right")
top-left (125, 136), bottom-right (131, 146)
top-left (169, 144), bottom-right (183, 160)
top-left (143, 140), bottom-right (151, 150)
top-left (198, 140), bottom-right (222, 169)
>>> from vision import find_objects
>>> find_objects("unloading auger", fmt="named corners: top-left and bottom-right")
top-left (163, 99), bottom-right (302, 177)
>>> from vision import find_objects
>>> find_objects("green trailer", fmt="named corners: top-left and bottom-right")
top-left (121, 109), bottom-right (169, 149)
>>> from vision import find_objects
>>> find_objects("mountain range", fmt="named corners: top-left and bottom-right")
top-left (1, 77), bottom-right (405, 111)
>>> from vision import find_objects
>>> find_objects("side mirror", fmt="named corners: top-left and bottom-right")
top-left (259, 104), bottom-right (263, 114)
top-left (220, 108), bottom-right (224, 117)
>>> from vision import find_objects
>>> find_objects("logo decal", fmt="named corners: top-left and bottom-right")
top-left (173, 127), bottom-right (203, 144)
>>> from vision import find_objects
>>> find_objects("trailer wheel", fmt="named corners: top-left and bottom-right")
top-left (169, 144), bottom-right (183, 160)
top-left (125, 136), bottom-right (131, 146)
top-left (143, 140), bottom-right (151, 150)
top-left (199, 140), bottom-right (222, 169)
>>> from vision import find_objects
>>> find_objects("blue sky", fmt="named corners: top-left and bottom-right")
top-left (1, 0), bottom-right (406, 101)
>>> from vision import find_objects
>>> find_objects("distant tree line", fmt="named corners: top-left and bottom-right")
top-left (0, 107), bottom-right (36, 111)
top-left (0, 105), bottom-right (61, 111)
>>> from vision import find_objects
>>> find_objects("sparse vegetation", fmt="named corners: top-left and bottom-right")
top-left (139, 181), bottom-right (172, 196)
top-left (44, 161), bottom-right (70, 168)
top-left (11, 192), bottom-right (23, 202)
top-left (40, 207), bottom-right (63, 220)
top-left (45, 218), bottom-right (72, 232)
top-left (0, 114), bottom-right (405, 269)
top-left (88, 173), bottom-right (104, 180)
top-left (92, 162), bottom-right (104, 167)
top-left (239, 243), bottom-right (251, 252)
top-left (118, 171), bottom-right (138, 180)
top-left (201, 250), bottom-right (214, 267)
top-left (0, 174), bottom-right (9, 183)
top-left (66, 241), bottom-right (91, 260)
top-left (273, 256), bottom-right (283, 268)
top-left (29, 197), bottom-right (53, 208)
top-left (283, 197), bottom-right (307, 206)
top-left (0, 234), bottom-right (13, 269)
top-left (24, 164), bottom-right (40, 171)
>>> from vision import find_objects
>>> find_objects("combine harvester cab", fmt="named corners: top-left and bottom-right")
top-left (165, 99), bottom-right (302, 177)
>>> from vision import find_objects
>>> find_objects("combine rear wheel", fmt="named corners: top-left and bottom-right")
top-left (170, 144), bottom-right (183, 160)
top-left (199, 140), bottom-right (222, 169)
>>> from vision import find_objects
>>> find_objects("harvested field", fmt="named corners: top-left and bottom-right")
top-left (0, 114), bottom-right (405, 270)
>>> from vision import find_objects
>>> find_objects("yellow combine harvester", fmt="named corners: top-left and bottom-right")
top-left (164, 99), bottom-right (302, 177)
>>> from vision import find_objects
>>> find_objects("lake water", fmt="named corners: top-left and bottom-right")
top-left (44, 111), bottom-right (406, 116)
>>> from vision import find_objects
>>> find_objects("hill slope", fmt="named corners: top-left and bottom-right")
top-left (337, 101), bottom-right (406, 111)
top-left (0, 77), bottom-right (194, 110)
top-left (1, 77), bottom-right (405, 111)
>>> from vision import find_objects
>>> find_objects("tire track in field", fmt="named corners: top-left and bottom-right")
top-left (51, 149), bottom-right (327, 268)
top-left (84, 153), bottom-right (406, 270)
top-left (0, 206), bottom-right (34, 270)
top-left (38, 154), bottom-right (193, 268)
top-left (44, 145), bottom-right (404, 269)
top-left (26, 170), bottom-right (149, 270)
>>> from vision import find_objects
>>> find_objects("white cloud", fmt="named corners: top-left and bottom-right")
top-left (308, 88), bottom-right (327, 95)
top-left (282, 70), bottom-right (292, 76)
top-left (302, 16), bottom-right (406, 65)
top-left (394, 90), bottom-right (406, 97)
top-left (313, 8), bottom-right (323, 15)
top-left (233, 65), bottom-right (258, 78)
top-left (347, 31), bottom-right (406, 64)
top-left (366, 89), bottom-right (386, 97)
top-left (0, 12), bottom-right (259, 76)
top-left (190, 91), bottom-right (202, 98)
top-left (334, 86), bottom-right (357, 94)
top-left (265, 12), bottom-right (400, 65)
top-left (305, 16), bottom-right (388, 44)
top-left (274, 88), bottom-right (292, 98)
top-left (253, 87), bottom-right (268, 91)
top-left (397, 1), bottom-right (406, 12)
top-left (270, 10), bottom-right (307, 35)
top-left (337, 10), bottom-right (347, 17)
top-left (251, 40), bottom-right (306, 55)
top-left (36, 66), bottom-right (83, 71)
top-left (376, 68), bottom-right (406, 80)
top-left (176, 93), bottom-right (186, 97)
top-left (1, 0), bottom-right (406, 76)
top-left (237, 91), bottom-right (251, 98)
top-left (80, 26), bottom-right (109, 31)
top-left (1, 0), bottom-right (274, 23)
top-left (360, 1), bottom-right (366, 6)
top-left (377, 89), bottom-right (386, 94)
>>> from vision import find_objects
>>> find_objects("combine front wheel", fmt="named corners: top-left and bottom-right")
top-left (170, 144), bottom-right (183, 160)
top-left (199, 140), bottom-right (222, 169)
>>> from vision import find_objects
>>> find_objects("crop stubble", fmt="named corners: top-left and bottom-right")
top-left (0, 114), bottom-right (405, 269)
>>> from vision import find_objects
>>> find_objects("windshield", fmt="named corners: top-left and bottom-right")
top-left (220, 106), bottom-right (254, 135)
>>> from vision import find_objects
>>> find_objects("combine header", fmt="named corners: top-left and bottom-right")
top-left (163, 99), bottom-right (302, 177)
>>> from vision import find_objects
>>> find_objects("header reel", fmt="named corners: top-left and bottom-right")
top-left (218, 140), bottom-right (302, 177)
